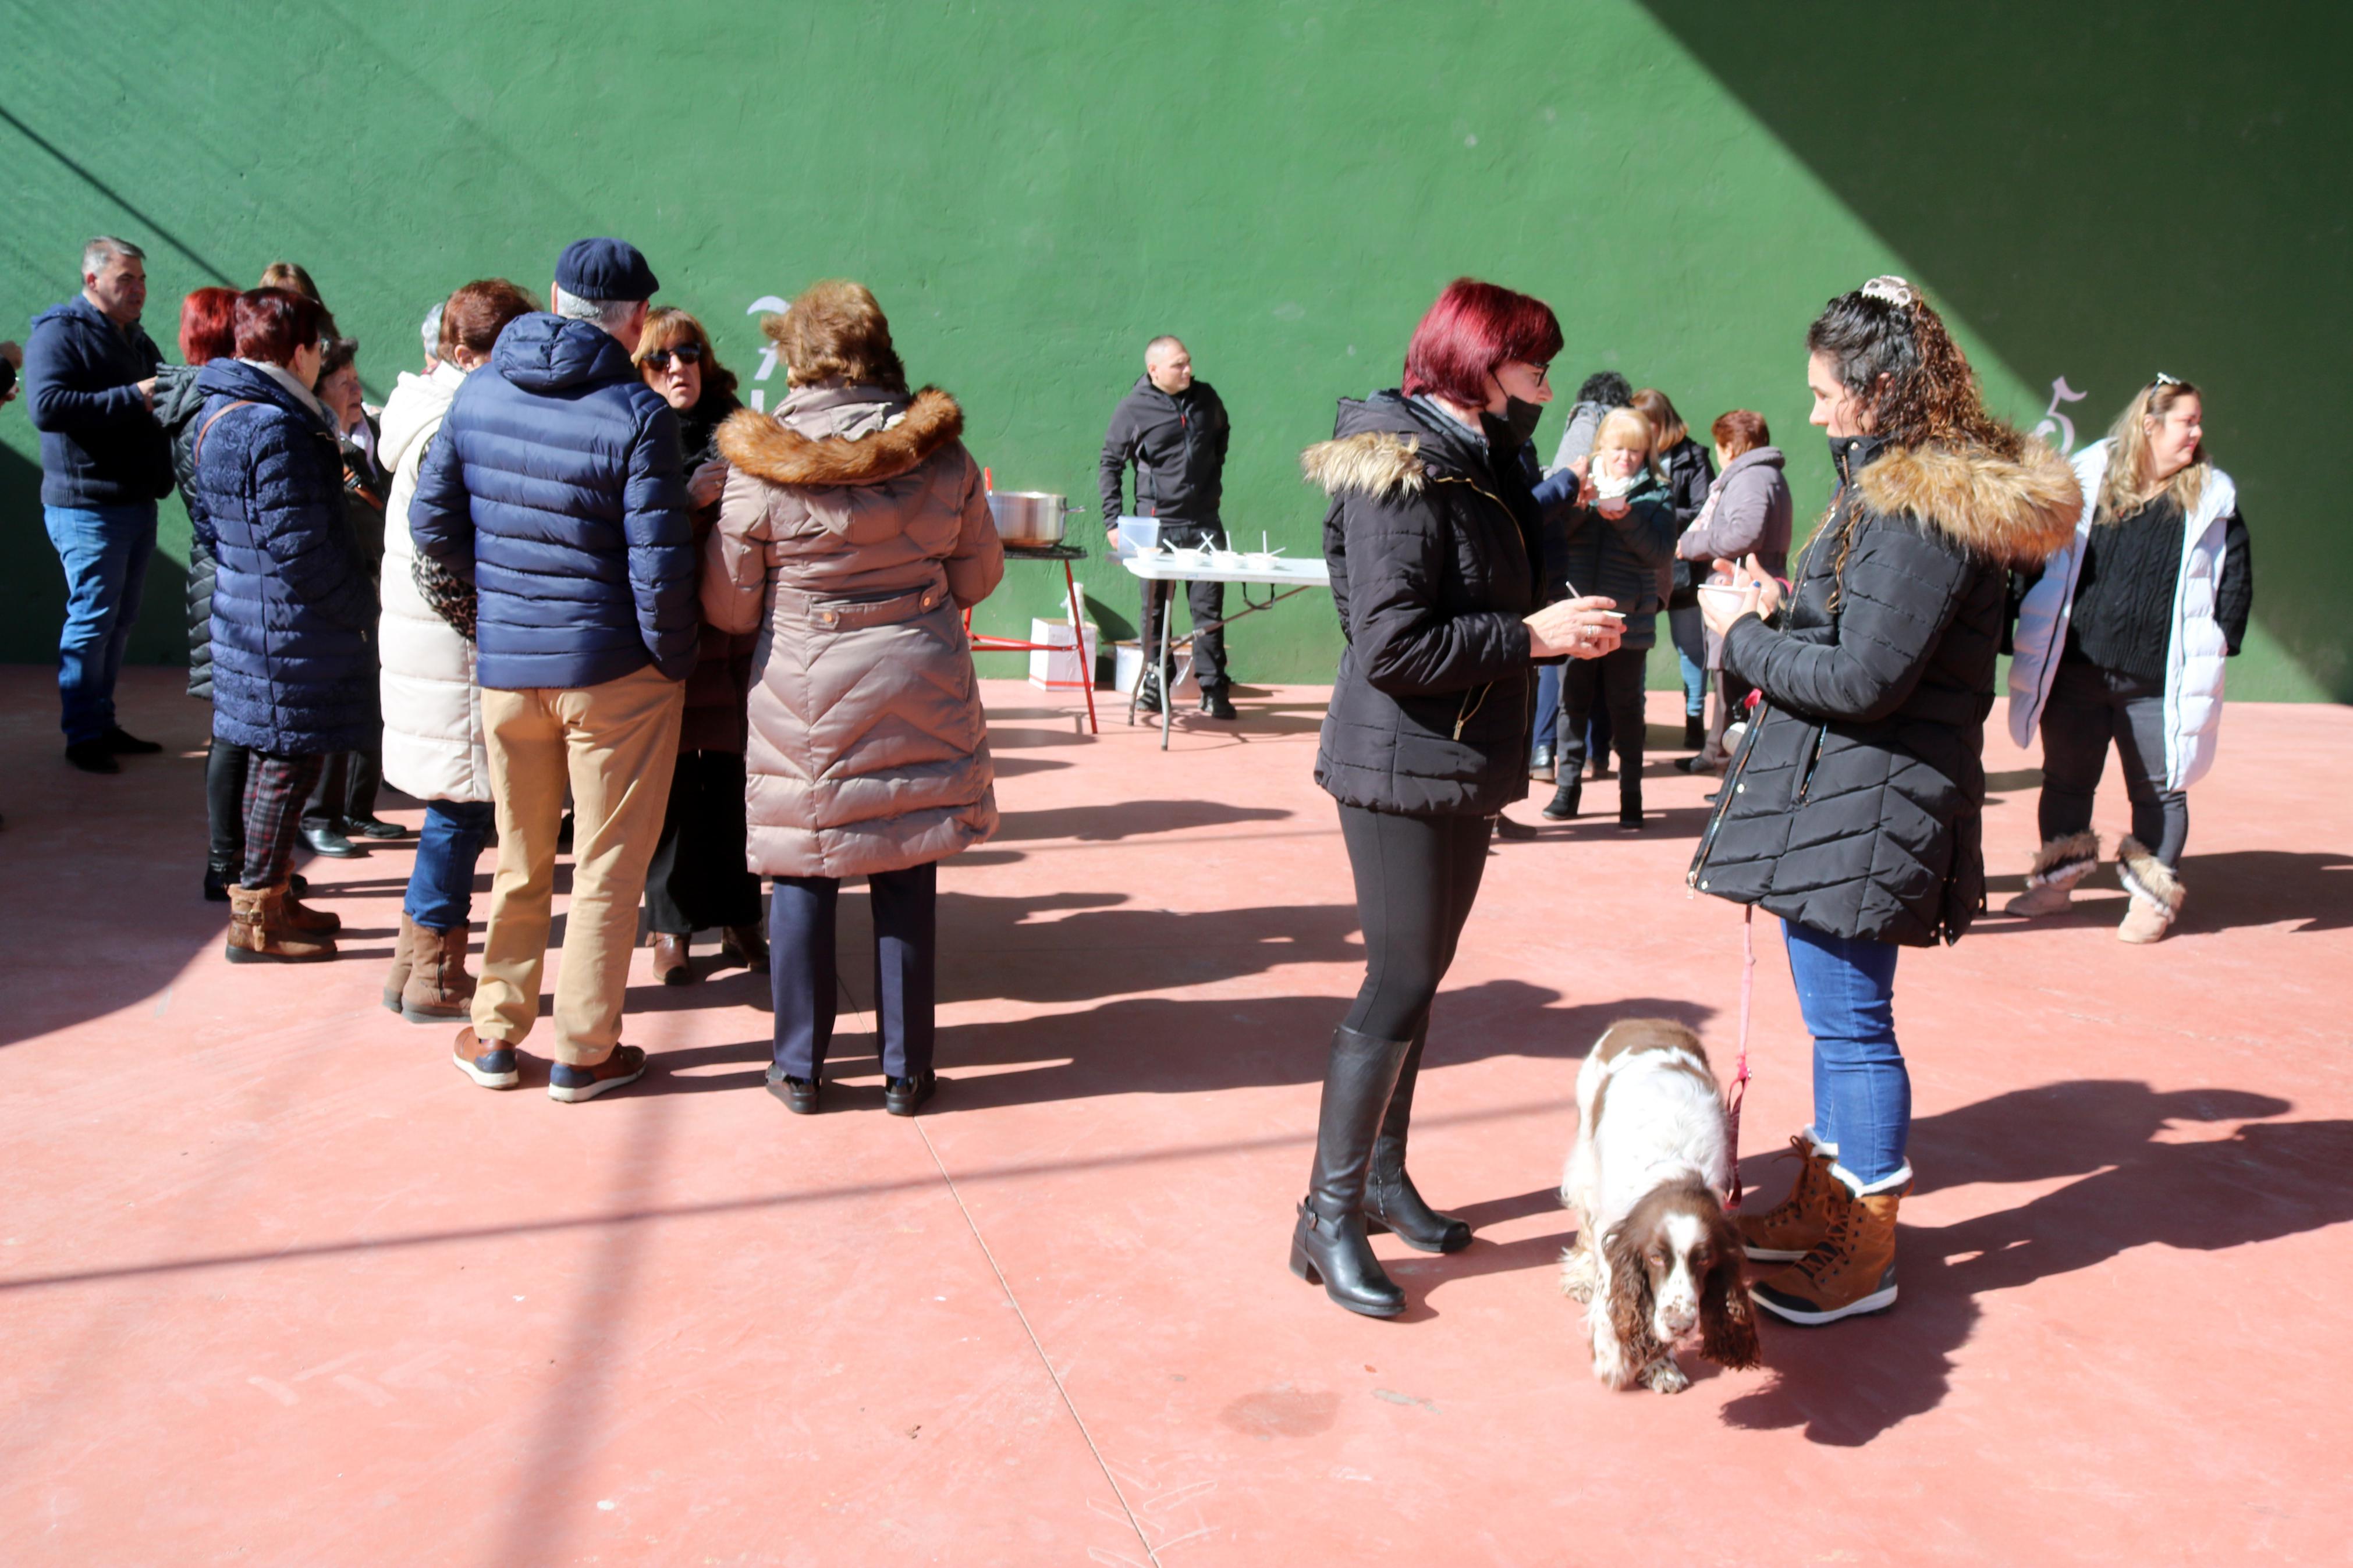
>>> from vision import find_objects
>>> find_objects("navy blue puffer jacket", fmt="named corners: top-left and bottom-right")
top-left (193, 360), bottom-right (378, 754)
top-left (408, 313), bottom-right (695, 691)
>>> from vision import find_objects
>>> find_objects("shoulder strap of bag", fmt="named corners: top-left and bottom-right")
top-left (191, 399), bottom-right (259, 465)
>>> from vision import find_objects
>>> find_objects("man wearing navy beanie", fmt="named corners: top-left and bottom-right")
top-left (411, 237), bottom-right (696, 1104)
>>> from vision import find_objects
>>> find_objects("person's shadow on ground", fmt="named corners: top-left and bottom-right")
top-left (1714, 1081), bottom-right (2352, 1446)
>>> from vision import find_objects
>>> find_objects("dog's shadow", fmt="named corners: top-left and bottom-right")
top-left (1715, 1080), bottom-right (2353, 1446)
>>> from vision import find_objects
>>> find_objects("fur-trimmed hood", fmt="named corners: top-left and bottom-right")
top-left (1855, 437), bottom-right (2081, 566)
top-left (719, 385), bottom-right (964, 488)
top-left (1301, 392), bottom-right (1495, 500)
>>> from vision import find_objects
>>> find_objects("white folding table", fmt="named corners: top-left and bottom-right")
top-left (1119, 552), bottom-right (1333, 749)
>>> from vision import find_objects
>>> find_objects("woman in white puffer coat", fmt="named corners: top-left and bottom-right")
top-left (377, 279), bottom-right (540, 1020)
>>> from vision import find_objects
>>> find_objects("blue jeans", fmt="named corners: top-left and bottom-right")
top-left (44, 503), bottom-right (157, 744)
top-left (1529, 663), bottom-right (1560, 753)
top-left (1667, 604), bottom-right (1706, 717)
top-left (1782, 920), bottom-right (1910, 1193)
top-left (404, 799), bottom-right (495, 931)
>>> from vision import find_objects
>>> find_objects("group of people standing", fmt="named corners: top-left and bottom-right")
top-left (1290, 272), bottom-right (2252, 1329)
top-left (16, 237), bottom-right (2253, 1333)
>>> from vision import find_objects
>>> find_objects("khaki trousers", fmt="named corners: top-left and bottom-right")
top-left (474, 663), bottom-right (685, 1065)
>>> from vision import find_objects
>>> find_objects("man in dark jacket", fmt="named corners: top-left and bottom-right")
top-left (24, 237), bottom-right (174, 771)
top-left (411, 237), bottom-right (696, 1104)
top-left (1100, 336), bottom-right (1237, 718)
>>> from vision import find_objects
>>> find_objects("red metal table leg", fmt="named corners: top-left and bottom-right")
top-left (1064, 557), bottom-right (1099, 734)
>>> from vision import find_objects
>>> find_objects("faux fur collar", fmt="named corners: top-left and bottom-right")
top-left (1300, 431), bottom-right (1426, 499)
top-left (1857, 439), bottom-right (2082, 565)
top-left (718, 386), bottom-right (963, 488)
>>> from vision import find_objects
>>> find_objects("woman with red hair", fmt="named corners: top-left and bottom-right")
top-left (151, 286), bottom-right (247, 899)
top-left (1293, 278), bottom-right (1625, 1317)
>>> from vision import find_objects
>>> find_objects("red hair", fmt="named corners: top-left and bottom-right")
top-left (1710, 409), bottom-right (1769, 460)
top-left (1401, 278), bottom-right (1563, 408)
top-left (232, 288), bottom-right (325, 368)
top-left (178, 287), bottom-right (239, 365)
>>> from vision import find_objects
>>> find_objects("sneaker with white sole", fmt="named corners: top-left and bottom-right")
top-left (452, 1026), bottom-right (520, 1089)
top-left (548, 1045), bottom-right (648, 1103)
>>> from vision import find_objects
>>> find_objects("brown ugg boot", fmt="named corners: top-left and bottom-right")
top-left (1750, 1182), bottom-right (1901, 1325)
top-left (2116, 837), bottom-right (2184, 944)
top-left (1738, 1132), bottom-right (1842, 1261)
top-left (2004, 830), bottom-right (2100, 917)
top-left (225, 883), bottom-right (336, 964)
top-left (281, 884), bottom-right (342, 935)
top-left (383, 915), bottom-right (420, 1012)
top-left (399, 920), bottom-right (475, 1023)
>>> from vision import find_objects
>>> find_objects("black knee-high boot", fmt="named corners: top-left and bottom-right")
top-left (1617, 748), bottom-right (1644, 830)
top-left (1363, 1023), bottom-right (1472, 1253)
top-left (1291, 1025), bottom-right (1413, 1317)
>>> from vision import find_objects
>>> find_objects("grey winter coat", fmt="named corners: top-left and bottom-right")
top-left (1678, 446), bottom-right (1795, 669)
top-left (705, 382), bottom-right (1004, 879)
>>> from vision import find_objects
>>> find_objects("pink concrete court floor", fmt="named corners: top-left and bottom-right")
top-left (3, 666), bottom-right (2350, 1566)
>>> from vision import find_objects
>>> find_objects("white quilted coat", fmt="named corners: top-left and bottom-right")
top-left (2007, 439), bottom-right (2238, 792)
top-left (378, 363), bottom-right (491, 803)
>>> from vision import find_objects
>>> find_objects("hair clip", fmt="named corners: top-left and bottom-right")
top-left (2153, 371), bottom-right (2181, 386)
top-left (1860, 275), bottom-right (1916, 309)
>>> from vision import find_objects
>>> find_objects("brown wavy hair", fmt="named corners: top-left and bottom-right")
top-left (1805, 286), bottom-right (2022, 460)
top-left (767, 280), bottom-right (906, 392)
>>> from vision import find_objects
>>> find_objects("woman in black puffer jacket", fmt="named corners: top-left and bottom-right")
top-left (152, 287), bottom-right (246, 900)
top-left (1690, 279), bottom-right (2078, 1328)
top-left (1295, 278), bottom-right (1624, 1318)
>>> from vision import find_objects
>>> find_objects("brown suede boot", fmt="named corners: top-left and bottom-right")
top-left (382, 915), bottom-right (420, 1012)
top-left (399, 920), bottom-right (475, 1023)
top-left (225, 883), bottom-right (336, 963)
top-left (1750, 1183), bottom-right (1902, 1325)
top-left (2116, 837), bottom-right (2184, 944)
top-left (2004, 830), bottom-right (2100, 917)
top-left (281, 884), bottom-right (342, 936)
top-left (1737, 1132), bottom-right (1841, 1261)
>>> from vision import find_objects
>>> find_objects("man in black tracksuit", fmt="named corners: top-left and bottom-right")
top-left (1100, 336), bottom-right (1236, 718)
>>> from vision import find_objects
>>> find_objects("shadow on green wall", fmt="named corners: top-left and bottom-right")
top-left (1638, 2), bottom-right (2350, 699)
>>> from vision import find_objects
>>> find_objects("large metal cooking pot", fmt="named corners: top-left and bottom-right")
top-left (988, 490), bottom-right (1071, 546)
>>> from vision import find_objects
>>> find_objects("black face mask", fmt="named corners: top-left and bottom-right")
top-left (1500, 396), bottom-right (1545, 446)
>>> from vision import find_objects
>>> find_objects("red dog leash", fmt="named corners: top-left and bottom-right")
top-left (1725, 904), bottom-right (1755, 1210)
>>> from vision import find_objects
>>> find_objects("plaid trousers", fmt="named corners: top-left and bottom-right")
top-left (240, 752), bottom-right (328, 888)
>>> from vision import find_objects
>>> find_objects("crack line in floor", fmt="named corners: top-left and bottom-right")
top-left (914, 1120), bottom-right (1162, 1567)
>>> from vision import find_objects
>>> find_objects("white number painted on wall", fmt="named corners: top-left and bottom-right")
top-left (746, 295), bottom-right (789, 412)
top-left (2032, 377), bottom-right (2087, 454)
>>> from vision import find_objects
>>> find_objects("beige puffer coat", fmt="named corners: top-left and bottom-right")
top-left (706, 382), bottom-right (1005, 879)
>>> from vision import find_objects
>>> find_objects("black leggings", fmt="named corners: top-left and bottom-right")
top-left (205, 737), bottom-right (251, 875)
top-left (1337, 804), bottom-right (1490, 1042)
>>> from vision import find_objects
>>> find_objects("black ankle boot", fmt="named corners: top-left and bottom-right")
top-left (1290, 1025), bottom-right (1414, 1317)
top-left (1618, 756), bottom-right (1644, 830)
top-left (1364, 1025), bottom-right (1471, 1253)
top-left (1684, 713), bottom-right (1705, 749)
top-left (1540, 780), bottom-right (1582, 820)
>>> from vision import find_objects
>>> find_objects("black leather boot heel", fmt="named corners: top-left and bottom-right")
top-left (1362, 1025), bottom-right (1471, 1253)
top-left (1293, 1025), bottom-right (1413, 1317)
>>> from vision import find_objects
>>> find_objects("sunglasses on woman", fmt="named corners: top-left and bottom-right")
top-left (643, 343), bottom-right (705, 371)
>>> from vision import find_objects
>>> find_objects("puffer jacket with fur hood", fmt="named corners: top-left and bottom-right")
top-left (1690, 433), bottom-right (2079, 945)
top-left (1303, 392), bottom-right (1539, 818)
top-left (704, 381), bottom-right (1004, 879)
top-left (378, 362), bottom-right (491, 803)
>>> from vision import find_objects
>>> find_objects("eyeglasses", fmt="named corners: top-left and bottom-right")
top-left (643, 343), bottom-right (704, 371)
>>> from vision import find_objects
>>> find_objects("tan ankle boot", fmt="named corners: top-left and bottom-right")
top-left (2116, 838), bottom-right (2183, 944)
top-left (280, 884), bottom-right (342, 935)
top-left (226, 883), bottom-right (336, 963)
top-left (383, 915), bottom-right (420, 1012)
top-left (2003, 830), bottom-right (2099, 917)
top-left (1751, 1182), bottom-right (1902, 1325)
top-left (1737, 1133), bottom-right (1841, 1261)
top-left (400, 921), bottom-right (476, 1022)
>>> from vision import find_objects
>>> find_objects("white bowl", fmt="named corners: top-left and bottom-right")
top-left (1697, 582), bottom-right (1761, 617)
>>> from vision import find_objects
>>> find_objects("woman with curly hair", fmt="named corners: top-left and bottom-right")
top-left (2003, 378), bottom-right (2252, 944)
top-left (1690, 278), bottom-right (2080, 1324)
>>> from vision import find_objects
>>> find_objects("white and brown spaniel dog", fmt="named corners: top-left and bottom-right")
top-left (1561, 1019), bottom-right (1760, 1393)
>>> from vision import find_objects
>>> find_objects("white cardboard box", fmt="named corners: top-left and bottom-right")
top-left (1027, 618), bottom-right (1101, 690)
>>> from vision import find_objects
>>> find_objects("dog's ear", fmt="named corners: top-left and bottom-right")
top-left (1602, 1218), bottom-right (1660, 1366)
top-left (1699, 1214), bottom-right (1762, 1370)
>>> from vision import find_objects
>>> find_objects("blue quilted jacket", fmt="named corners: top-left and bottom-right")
top-left (193, 360), bottom-right (377, 754)
top-left (407, 312), bottom-right (695, 691)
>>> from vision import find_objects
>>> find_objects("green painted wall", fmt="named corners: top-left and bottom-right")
top-left (3, 2), bottom-right (2343, 696)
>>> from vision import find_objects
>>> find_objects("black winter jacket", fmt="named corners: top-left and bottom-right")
top-left (1690, 435), bottom-right (2079, 945)
top-left (1531, 470), bottom-right (1677, 650)
top-left (23, 295), bottom-right (172, 507)
top-left (1660, 437), bottom-right (1717, 605)
top-left (1099, 376), bottom-right (1230, 531)
top-left (153, 365), bottom-right (220, 699)
top-left (1306, 392), bottom-right (1540, 817)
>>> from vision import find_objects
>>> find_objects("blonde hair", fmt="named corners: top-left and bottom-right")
top-left (1628, 388), bottom-right (1688, 451)
top-left (1592, 406), bottom-right (1662, 480)
top-left (2096, 380), bottom-right (2208, 524)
